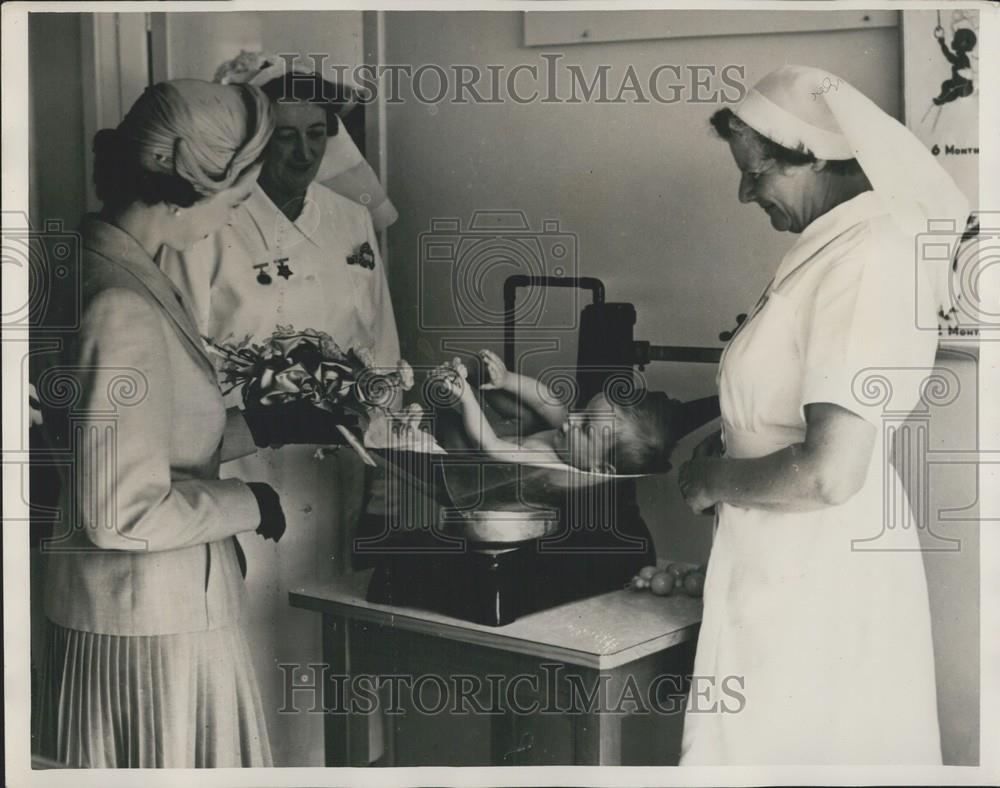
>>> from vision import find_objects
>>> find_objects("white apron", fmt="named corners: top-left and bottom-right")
top-left (161, 181), bottom-right (400, 766)
top-left (680, 193), bottom-right (942, 765)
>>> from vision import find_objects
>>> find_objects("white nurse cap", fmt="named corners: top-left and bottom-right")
top-left (734, 66), bottom-right (854, 160)
top-left (734, 65), bottom-right (971, 313)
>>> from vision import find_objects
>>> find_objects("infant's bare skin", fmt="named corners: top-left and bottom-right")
top-left (429, 351), bottom-right (659, 475)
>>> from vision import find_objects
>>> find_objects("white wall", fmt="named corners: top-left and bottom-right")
top-left (156, 10), bottom-right (363, 84)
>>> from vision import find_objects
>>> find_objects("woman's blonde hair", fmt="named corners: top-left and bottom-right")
top-left (93, 80), bottom-right (274, 207)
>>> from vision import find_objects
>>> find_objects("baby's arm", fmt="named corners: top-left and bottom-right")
top-left (479, 350), bottom-right (569, 430)
top-left (430, 362), bottom-right (563, 466)
top-left (430, 361), bottom-right (515, 454)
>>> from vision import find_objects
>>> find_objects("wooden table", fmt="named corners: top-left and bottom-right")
top-left (289, 570), bottom-right (702, 766)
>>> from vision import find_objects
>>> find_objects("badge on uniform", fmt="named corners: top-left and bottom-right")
top-left (346, 242), bottom-right (376, 270)
top-left (253, 257), bottom-right (293, 285)
top-left (275, 258), bottom-right (293, 279)
top-left (253, 263), bottom-right (272, 285)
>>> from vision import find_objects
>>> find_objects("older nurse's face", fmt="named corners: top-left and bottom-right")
top-left (727, 130), bottom-right (822, 234)
top-left (259, 100), bottom-right (327, 197)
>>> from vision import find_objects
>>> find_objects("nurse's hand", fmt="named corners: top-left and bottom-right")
top-left (678, 457), bottom-right (717, 515)
top-left (692, 428), bottom-right (723, 459)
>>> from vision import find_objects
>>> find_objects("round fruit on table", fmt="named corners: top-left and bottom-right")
top-left (683, 571), bottom-right (705, 597)
top-left (665, 563), bottom-right (688, 579)
top-left (638, 565), bottom-right (658, 581)
top-left (650, 572), bottom-right (675, 596)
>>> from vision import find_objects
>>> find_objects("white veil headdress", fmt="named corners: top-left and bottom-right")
top-left (733, 65), bottom-right (971, 315)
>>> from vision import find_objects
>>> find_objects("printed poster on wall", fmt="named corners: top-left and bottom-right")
top-left (903, 9), bottom-right (979, 211)
top-left (902, 9), bottom-right (981, 337)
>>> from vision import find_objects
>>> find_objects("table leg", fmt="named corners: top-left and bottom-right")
top-left (489, 711), bottom-right (519, 765)
top-left (572, 707), bottom-right (623, 765)
top-left (571, 645), bottom-right (697, 766)
top-left (570, 668), bottom-right (624, 765)
top-left (321, 614), bottom-right (370, 766)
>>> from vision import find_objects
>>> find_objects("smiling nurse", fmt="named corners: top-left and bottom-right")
top-left (725, 117), bottom-right (870, 234)
top-left (258, 99), bottom-right (328, 218)
top-left (677, 66), bottom-right (969, 765)
top-left (160, 67), bottom-right (400, 766)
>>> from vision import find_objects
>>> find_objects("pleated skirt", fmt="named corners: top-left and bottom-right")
top-left (34, 620), bottom-right (273, 768)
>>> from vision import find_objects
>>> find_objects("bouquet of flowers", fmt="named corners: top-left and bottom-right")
top-left (206, 325), bottom-right (417, 464)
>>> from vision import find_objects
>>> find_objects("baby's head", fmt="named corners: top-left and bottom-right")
top-left (554, 393), bottom-right (670, 475)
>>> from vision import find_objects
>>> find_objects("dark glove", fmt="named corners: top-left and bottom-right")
top-left (247, 482), bottom-right (287, 542)
top-left (242, 403), bottom-right (272, 448)
top-left (243, 400), bottom-right (356, 447)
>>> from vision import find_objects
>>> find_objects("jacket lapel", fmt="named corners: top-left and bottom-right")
top-left (81, 217), bottom-right (218, 378)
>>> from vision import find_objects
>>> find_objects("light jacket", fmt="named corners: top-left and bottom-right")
top-left (39, 216), bottom-right (261, 636)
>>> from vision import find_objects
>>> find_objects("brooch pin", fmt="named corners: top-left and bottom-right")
top-left (346, 242), bottom-right (376, 270)
top-left (275, 257), bottom-right (293, 279)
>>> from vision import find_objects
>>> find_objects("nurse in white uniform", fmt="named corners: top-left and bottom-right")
top-left (161, 68), bottom-right (399, 766)
top-left (676, 66), bottom-right (969, 764)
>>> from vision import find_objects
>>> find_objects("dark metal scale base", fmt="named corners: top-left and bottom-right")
top-left (365, 513), bottom-right (654, 627)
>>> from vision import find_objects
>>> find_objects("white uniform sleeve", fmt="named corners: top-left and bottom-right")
top-left (798, 226), bottom-right (938, 426)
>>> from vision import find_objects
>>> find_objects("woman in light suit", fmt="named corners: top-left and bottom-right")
top-left (33, 80), bottom-right (286, 768)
